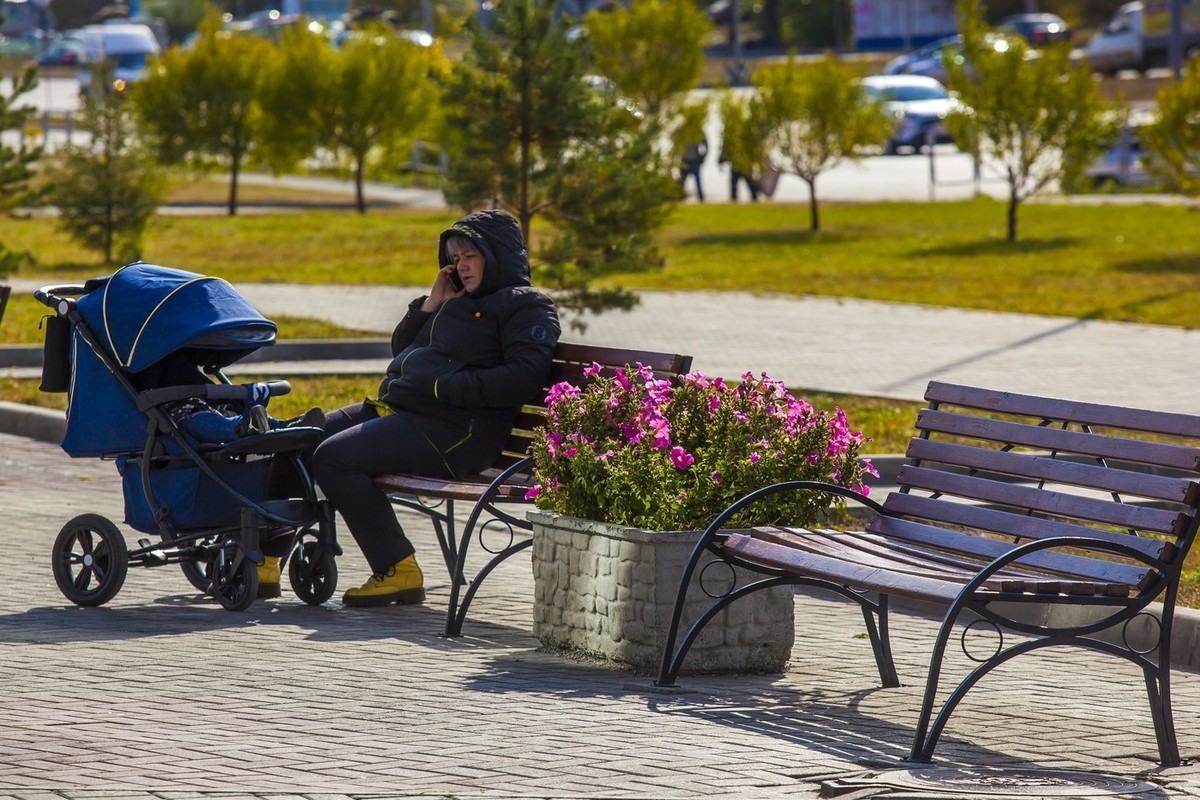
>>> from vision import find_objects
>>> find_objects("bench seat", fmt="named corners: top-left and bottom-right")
top-left (658, 380), bottom-right (1200, 766)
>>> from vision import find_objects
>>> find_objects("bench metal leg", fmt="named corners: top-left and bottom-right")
top-left (657, 574), bottom-right (800, 686)
top-left (444, 538), bottom-right (533, 637)
top-left (861, 593), bottom-right (900, 688)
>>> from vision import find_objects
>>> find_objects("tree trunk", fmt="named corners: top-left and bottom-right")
top-left (355, 156), bottom-right (367, 214)
top-left (519, 131), bottom-right (532, 245)
top-left (807, 178), bottom-right (820, 232)
top-left (1007, 186), bottom-right (1019, 242)
top-left (228, 151), bottom-right (240, 217)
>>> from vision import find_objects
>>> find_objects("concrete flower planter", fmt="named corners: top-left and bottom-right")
top-left (529, 510), bottom-right (795, 674)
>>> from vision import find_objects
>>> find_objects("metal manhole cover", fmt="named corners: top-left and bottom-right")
top-left (865, 767), bottom-right (1158, 797)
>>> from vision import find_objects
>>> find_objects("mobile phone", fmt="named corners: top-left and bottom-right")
top-left (448, 269), bottom-right (464, 292)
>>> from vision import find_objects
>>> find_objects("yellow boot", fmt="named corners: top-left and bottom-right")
top-left (342, 555), bottom-right (425, 607)
top-left (257, 556), bottom-right (282, 599)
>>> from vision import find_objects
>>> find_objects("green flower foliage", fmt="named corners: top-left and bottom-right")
top-left (529, 365), bottom-right (877, 531)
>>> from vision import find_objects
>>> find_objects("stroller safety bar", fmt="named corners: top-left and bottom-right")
top-left (137, 380), bottom-right (292, 411)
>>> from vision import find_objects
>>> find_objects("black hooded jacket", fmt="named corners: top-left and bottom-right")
top-left (379, 210), bottom-right (561, 434)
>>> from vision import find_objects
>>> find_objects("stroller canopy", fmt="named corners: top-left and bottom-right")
top-left (76, 262), bottom-right (276, 373)
top-left (62, 263), bottom-right (277, 457)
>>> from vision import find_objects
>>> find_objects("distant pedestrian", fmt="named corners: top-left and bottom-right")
top-left (719, 146), bottom-right (758, 202)
top-left (679, 135), bottom-right (708, 202)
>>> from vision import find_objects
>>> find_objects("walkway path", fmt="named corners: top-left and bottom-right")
top-left (11, 277), bottom-right (1200, 413)
top-left (222, 283), bottom-right (1200, 414)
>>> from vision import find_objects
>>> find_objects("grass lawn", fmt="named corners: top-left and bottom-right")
top-left (3, 198), bottom-right (1197, 332)
top-left (4, 196), bottom-right (1198, 454)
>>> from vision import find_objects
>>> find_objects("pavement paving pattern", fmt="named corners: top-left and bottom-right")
top-left (4, 434), bottom-right (1200, 799)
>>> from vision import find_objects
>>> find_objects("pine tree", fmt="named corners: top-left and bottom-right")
top-left (0, 62), bottom-right (42, 278)
top-left (441, 0), bottom-right (678, 329)
top-left (44, 61), bottom-right (165, 265)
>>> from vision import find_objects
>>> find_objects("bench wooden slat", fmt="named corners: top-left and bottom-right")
top-left (916, 409), bottom-right (1200, 472)
top-left (374, 472), bottom-right (532, 502)
top-left (880, 491), bottom-right (1174, 562)
top-left (866, 515), bottom-right (1152, 587)
top-left (906, 438), bottom-right (1200, 505)
top-left (748, 527), bottom-right (1134, 598)
top-left (897, 465), bottom-right (1188, 536)
top-left (553, 342), bottom-right (692, 375)
top-left (725, 532), bottom-right (978, 605)
top-left (754, 527), bottom-right (1043, 584)
top-left (926, 381), bottom-right (1200, 440)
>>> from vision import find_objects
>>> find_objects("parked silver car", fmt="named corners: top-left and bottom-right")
top-left (862, 74), bottom-right (959, 155)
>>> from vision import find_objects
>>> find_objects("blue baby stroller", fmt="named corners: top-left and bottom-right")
top-left (35, 262), bottom-right (340, 611)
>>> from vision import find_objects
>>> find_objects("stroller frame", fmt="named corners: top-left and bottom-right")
top-left (36, 273), bottom-right (340, 611)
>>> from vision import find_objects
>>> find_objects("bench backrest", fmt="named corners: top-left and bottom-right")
top-left (494, 341), bottom-right (694, 475)
top-left (871, 381), bottom-right (1200, 594)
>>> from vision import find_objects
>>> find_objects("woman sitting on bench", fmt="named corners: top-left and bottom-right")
top-left (312, 209), bottom-right (560, 607)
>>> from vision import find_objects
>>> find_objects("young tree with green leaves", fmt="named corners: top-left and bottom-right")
top-left (131, 13), bottom-right (271, 216)
top-left (260, 24), bottom-right (446, 213)
top-left (1140, 54), bottom-right (1200, 198)
top-left (943, 0), bottom-right (1116, 242)
top-left (44, 62), bottom-right (165, 266)
top-left (584, 0), bottom-right (712, 120)
top-left (0, 62), bottom-right (41, 278)
top-left (756, 54), bottom-right (893, 231)
top-left (441, 0), bottom-right (678, 329)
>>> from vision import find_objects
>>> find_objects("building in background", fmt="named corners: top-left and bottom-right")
top-left (853, 0), bottom-right (956, 50)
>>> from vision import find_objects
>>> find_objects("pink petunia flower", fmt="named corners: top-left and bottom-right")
top-left (669, 446), bottom-right (695, 470)
top-left (524, 485), bottom-right (541, 500)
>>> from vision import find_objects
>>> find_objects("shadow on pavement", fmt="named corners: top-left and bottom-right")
top-left (0, 595), bottom-right (533, 648)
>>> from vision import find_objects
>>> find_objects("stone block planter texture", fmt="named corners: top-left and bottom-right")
top-left (529, 510), bottom-right (795, 675)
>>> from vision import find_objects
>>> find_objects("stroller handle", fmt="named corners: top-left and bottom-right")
top-left (138, 380), bottom-right (292, 411)
top-left (34, 284), bottom-right (88, 311)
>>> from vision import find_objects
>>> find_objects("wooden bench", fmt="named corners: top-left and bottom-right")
top-left (374, 341), bottom-right (693, 637)
top-left (657, 381), bottom-right (1200, 765)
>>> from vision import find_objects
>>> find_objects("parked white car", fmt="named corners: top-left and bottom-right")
top-left (77, 22), bottom-right (161, 97)
top-left (861, 74), bottom-right (959, 155)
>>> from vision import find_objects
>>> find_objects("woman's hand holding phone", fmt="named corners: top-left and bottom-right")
top-left (422, 265), bottom-right (467, 311)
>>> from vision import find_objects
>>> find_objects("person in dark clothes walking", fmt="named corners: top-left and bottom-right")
top-left (311, 210), bottom-right (560, 606)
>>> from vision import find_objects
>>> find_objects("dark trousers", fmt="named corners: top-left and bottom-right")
top-left (679, 164), bottom-right (704, 201)
top-left (730, 170), bottom-right (758, 201)
top-left (314, 407), bottom-right (472, 575)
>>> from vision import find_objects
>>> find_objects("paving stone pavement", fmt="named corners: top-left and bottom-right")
top-left (5, 433), bottom-right (1200, 799)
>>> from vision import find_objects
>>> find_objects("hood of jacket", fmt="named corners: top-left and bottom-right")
top-left (438, 210), bottom-right (531, 298)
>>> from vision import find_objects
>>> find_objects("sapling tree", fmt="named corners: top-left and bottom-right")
top-left (942, 0), bottom-right (1116, 241)
top-left (1140, 54), bottom-right (1200, 198)
top-left (132, 12), bottom-right (270, 215)
top-left (756, 54), bottom-right (893, 231)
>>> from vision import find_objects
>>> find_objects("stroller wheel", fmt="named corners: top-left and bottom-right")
top-left (288, 541), bottom-right (338, 606)
top-left (52, 514), bottom-right (129, 607)
top-left (208, 548), bottom-right (259, 612)
top-left (179, 555), bottom-right (213, 594)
